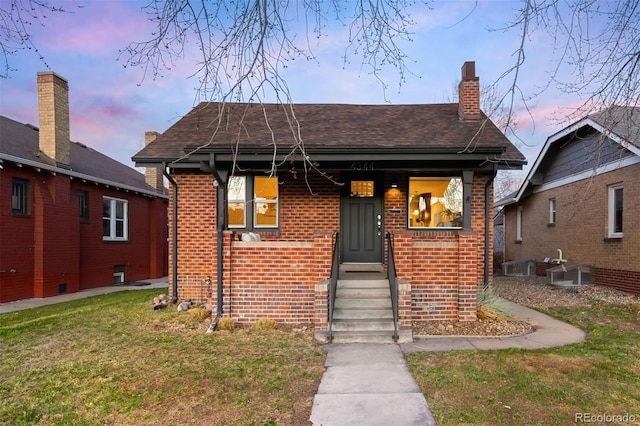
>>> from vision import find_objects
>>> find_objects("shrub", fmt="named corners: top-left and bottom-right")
top-left (189, 307), bottom-right (210, 321)
top-left (253, 318), bottom-right (278, 331)
top-left (216, 317), bottom-right (235, 331)
top-left (477, 286), bottom-right (513, 321)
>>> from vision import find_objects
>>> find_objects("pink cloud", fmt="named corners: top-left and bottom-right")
top-left (31, 1), bottom-right (154, 56)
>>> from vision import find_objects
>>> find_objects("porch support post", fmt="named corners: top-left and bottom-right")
top-left (314, 281), bottom-right (329, 335)
top-left (457, 231), bottom-right (478, 321)
top-left (397, 281), bottom-right (413, 329)
top-left (462, 170), bottom-right (474, 230)
top-left (313, 231), bottom-right (333, 335)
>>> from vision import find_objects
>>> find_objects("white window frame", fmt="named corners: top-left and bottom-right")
top-left (103, 196), bottom-right (129, 241)
top-left (227, 175), bottom-right (279, 230)
top-left (549, 198), bottom-right (556, 224)
top-left (607, 183), bottom-right (623, 238)
top-left (228, 176), bottom-right (247, 229)
top-left (516, 206), bottom-right (523, 241)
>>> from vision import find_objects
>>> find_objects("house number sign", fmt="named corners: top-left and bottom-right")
top-left (350, 162), bottom-right (374, 171)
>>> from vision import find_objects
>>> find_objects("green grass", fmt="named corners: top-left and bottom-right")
top-left (0, 290), bottom-right (325, 425)
top-left (406, 302), bottom-right (640, 425)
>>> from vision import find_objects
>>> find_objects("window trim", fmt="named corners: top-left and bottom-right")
top-left (607, 183), bottom-right (623, 238)
top-left (549, 198), bottom-right (556, 224)
top-left (103, 196), bottom-right (129, 241)
top-left (227, 175), bottom-right (279, 230)
top-left (516, 206), bottom-right (523, 242)
top-left (11, 178), bottom-right (30, 216)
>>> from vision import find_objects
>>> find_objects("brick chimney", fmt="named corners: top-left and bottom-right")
top-left (458, 61), bottom-right (480, 121)
top-left (144, 131), bottom-right (164, 192)
top-left (37, 71), bottom-right (71, 166)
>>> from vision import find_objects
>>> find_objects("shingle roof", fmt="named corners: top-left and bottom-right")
top-left (133, 102), bottom-right (525, 163)
top-left (0, 115), bottom-right (161, 194)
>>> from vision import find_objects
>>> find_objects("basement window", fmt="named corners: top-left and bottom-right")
top-left (407, 177), bottom-right (462, 229)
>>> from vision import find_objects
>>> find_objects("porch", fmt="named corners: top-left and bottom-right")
top-left (206, 228), bottom-right (480, 342)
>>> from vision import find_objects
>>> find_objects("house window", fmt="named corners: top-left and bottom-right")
top-left (228, 175), bottom-right (279, 229)
top-left (103, 196), bottom-right (128, 241)
top-left (77, 191), bottom-right (89, 222)
top-left (516, 206), bottom-right (523, 241)
top-left (549, 198), bottom-right (556, 224)
top-left (408, 177), bottom-right (462, 228)
top-left (608, 184), bottom-right (623, 238)
top-left (11, 178), bottom-right (29, 216)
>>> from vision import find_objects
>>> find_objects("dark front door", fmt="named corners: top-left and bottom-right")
top-left (341, 173), bottom-right (384, 263)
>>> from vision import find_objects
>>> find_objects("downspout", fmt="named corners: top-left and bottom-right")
top-left (484, 164), bottom-right (498, 290)
top-left (215, 180), bottom-right (227, 322)
top-left (162, 164), bottom-right (178, 303)
top-left (207, 162), bottom-right (229, 332)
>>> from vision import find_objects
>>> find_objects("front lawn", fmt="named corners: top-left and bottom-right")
top-left (406, 302), bottom-right (640, 425)
top-left (0, 290), bottom-right (325, 425)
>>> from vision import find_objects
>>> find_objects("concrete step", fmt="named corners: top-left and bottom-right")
top-left (331, 330), bottom-right (398, 344)
top-left (332, 318), bottom-right (395, 332)
top-left (333, 307), bottom-right (393, 320)
top-left (336, 287), bottom-right (390, 298)
top-left (337, 279), bottom-right (389, 289)
top-left (335, 297), bottom-right (391, 309)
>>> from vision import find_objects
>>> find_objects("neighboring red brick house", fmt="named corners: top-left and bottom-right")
top-left (498, 107), bottom-right (640, 295)
top-left (0, 72), bottom-right (168, 303)
top-left (133, 62), bottom-right (525, 340)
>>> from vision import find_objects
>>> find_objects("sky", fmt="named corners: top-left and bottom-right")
top-left (0, 0), bottom-right (592, 181)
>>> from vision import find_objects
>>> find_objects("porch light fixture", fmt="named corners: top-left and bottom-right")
top-left (390, 177), bottom-right (398, 188)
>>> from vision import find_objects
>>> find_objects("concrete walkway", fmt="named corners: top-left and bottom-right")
top-left (0, 278), bottom-right (168, 314)
top-left (310, 300), bottom-right (587, 425)
top-left (310, 343), bottom-right (437, 426)
top-left (401, 300), bottom-right (587, 353)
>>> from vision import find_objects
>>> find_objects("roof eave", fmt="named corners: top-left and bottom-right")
top-left (1, 153), bottom-right (168, 199)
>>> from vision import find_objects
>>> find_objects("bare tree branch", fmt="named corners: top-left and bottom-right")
top-left (0, 0), bottom-right (80, 78)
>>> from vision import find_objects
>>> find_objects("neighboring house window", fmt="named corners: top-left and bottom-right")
top-left (77, 191), bottom-right (89, 222)
top-left (228, 175), bottom-right (279, 229)
top-left (516, 206), bottom-right (523, 241)
top-left (549, 198), bottom-right (556, 224)
top-left (11, 178), bottom-right (29, 216)
top-left (103, 196), bottom-right (128, 241)
top-left (608, 183), bottom-right (623, 238)
top-left (407, 177), bottom-right (463, 229)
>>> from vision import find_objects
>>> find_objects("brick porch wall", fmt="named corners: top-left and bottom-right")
top-left (392, 230), bottom-right (479, 322)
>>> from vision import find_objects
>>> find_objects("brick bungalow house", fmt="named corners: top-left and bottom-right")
top-left (133, 62), bottom-right (526, 341)
top-left (497, 106), bottom-right (640, 296)
top-left (0, 72), bottom-right (168, 303)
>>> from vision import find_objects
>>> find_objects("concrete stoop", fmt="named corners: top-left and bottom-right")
top-left (321, 277), bottom-right (413, 344)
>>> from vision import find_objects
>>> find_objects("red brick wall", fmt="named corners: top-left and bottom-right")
top-left (1, 164), bottom-right (168, 303)
top-left (1, 166), bottom-right (37, 302)
top-left (169, 170), bottom-right (491, 324)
